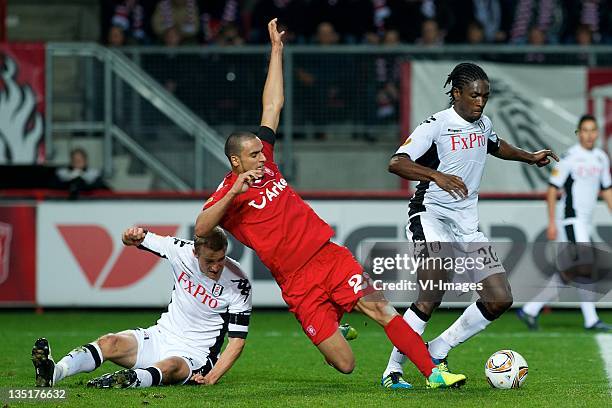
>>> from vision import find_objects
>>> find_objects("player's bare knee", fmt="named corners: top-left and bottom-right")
top-left (96, 333), bottom-right (120, 357)
top-left (367, 300), bottom-right (397, 325)
top-left (332, 356), bottom-right (355, 374)
top-left (156, 358), bottom-right (189, 384)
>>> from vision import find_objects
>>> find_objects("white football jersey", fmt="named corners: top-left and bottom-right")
top-left (549, 144), bottom-right (611, 223)
top-left (395, 107), bottom-right (500, 234)
top-left (139, 232), bottom-right (252, 361)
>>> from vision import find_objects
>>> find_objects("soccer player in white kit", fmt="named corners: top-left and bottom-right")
top-left (31, 227), bottom-right (252, 388)
top-left (380, 62), bottom-right (559, 389)
top-left (518, 114), bottom-right (612, 332)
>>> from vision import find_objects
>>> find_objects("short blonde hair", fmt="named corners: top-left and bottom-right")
top-left (194, 227), bottom-right (228, 253)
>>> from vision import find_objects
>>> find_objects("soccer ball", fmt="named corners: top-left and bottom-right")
top-left (484, 350), bottom-right (528, 389)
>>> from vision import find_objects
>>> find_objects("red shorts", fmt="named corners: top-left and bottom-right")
top-left (280, 242), bottom-right (368, 345)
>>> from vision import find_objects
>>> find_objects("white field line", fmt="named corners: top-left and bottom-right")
top-left (595, 334), bottom-right (612, 395)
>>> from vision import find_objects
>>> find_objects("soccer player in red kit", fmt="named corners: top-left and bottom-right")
top-left (195, 18), bottom-right (466, 388)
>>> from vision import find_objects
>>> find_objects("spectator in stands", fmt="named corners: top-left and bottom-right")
top-left (294, 22), bottom-right (352, 137)
top-left (54, 148), bottom-right (108, 199)
top-left (371, 30), bottom-right (401, 126)
top-left (385, 0), bottom-right (451, 44)
top-left (109, 0), bottom-right (149, 44)
top-left (562, 0), bottom-right (610, 44)
top-left (107, 25), bottom-right (127, 46)
top-left (416, 18), bottom-right (444, 46)
top-left (163, 25), bottom-right (183, 47)
top-left (508, 0), bottom-right (564, 44)
top-left (575, 23), bottom-right (593, 46)
top-left (314, 21), bottom-right (340, 45)
top-left (570, 24), bottom-right (594, 65)
top-left (447, 0), bottom-right (504, 44)
top-left (198, 0), bottom-right (243, 45)
top-left (383, 29), bottom-right (401, 46)
top-left (152, 0), bottom-right (200, 45)
top-left (466, 20), bottom-right (486, 44)
top-left (525, 26), bottom-right (547, 63)
top-left (249, 0), bottom-right (310, 44)
top-left (214, 23), bottom-right (245, 46)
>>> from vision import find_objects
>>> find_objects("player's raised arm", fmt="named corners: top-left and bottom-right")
top-left (260, 18), bottom-right (285, 133)
top-left (491, 139), bottom-right (559, 167)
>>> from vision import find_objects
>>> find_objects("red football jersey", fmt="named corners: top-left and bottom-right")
top-left (204, 127), bottom-right (334, 285)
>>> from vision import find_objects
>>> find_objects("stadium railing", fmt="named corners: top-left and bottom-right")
top-left (46, 44), bottom-right (612, 191)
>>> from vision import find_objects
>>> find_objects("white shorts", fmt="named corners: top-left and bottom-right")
top-left (556, 218), bottom-right (594, 270)
top-left (129, 325), bottom-right (212, 384)
top-left (406, 212), bottom-right (506, 283)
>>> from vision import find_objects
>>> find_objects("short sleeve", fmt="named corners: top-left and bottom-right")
top-left (601, 154), bottom-right (611, 190)
top-left (258, 126), bottom-right (275, 162)
top-left (394, 117), bottom-right (439, 160)
top-left (139, 232), bottom-right (180, 260)
top-left (227, 269), bottom-right (252, 339)
top-left (203, 180), bottom-right (232, 210)
top-left (549, 157), bottom-right (571, 188)
top-left (487, 131), bottom-right (500, 154)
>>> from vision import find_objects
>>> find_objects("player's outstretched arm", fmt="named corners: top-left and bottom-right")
top-left (260, 18), bottom-right (285, 133)
top-left (122, 227), bottom-right (147, 246)
top-left (491, 139), bottom-right (559, 167)
top-left (190, 337), bottom-right (246, 385)
top-left (389, 154), bottom-right (468, 199)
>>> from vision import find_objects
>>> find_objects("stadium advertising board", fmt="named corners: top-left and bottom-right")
top-left (0, 204), bottom-right (36, 304)
top-left (37, 200), bottom-right (611, 307)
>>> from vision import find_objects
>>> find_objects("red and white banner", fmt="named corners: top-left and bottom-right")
top-left (0, 42), bottom-right (45, 164)
top-left (404, 62), bottom-right (612, 192)
top-left (0, 204), bottom-right (36, 304)
top-left (588, 68), bottom-right (612, 154)
top-left (36, 200), bottom-right (612, 307)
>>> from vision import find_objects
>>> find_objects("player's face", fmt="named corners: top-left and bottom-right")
top-left (235, 137), bottom-right (266, 173)
top-left (577, 119), bottom-right (598, 150)
top-left (195, 247), bottom-right (227, 280)
top-left (453, 80), bottom-right (490, 122)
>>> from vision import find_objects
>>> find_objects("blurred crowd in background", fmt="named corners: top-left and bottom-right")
top-left (102, 0), bottom-right (612, 48)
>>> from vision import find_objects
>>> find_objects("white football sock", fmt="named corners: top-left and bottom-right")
top-left (580, 302), bottom-right (599, 328)
top-left (522, 273), bottom-right (564, 317)
top-left (574, 277), bottom-right (599, 328)
top-left (383, 307), bottom-right (428, 377)
top-left (54, 342), bottom-right (103, 383)
top-left (428, 302), bottom-right (492, 360)
top-left (134, 367), bottom-right (163, 388)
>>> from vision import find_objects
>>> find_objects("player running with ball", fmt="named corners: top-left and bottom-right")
top-left (380, 62), bottom-right (559, 388)
top-left (195, 18), bottom-right (466, 389)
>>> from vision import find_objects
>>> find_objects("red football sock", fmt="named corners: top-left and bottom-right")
top-left (384, 315), bottom-right (435, 377)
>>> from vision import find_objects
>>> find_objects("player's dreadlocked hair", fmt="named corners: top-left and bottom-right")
top-left (444, 63), bottom-right (489, 105)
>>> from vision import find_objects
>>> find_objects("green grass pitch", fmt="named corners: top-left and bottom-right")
top-left (0, 309), bottom-right (610, 407)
